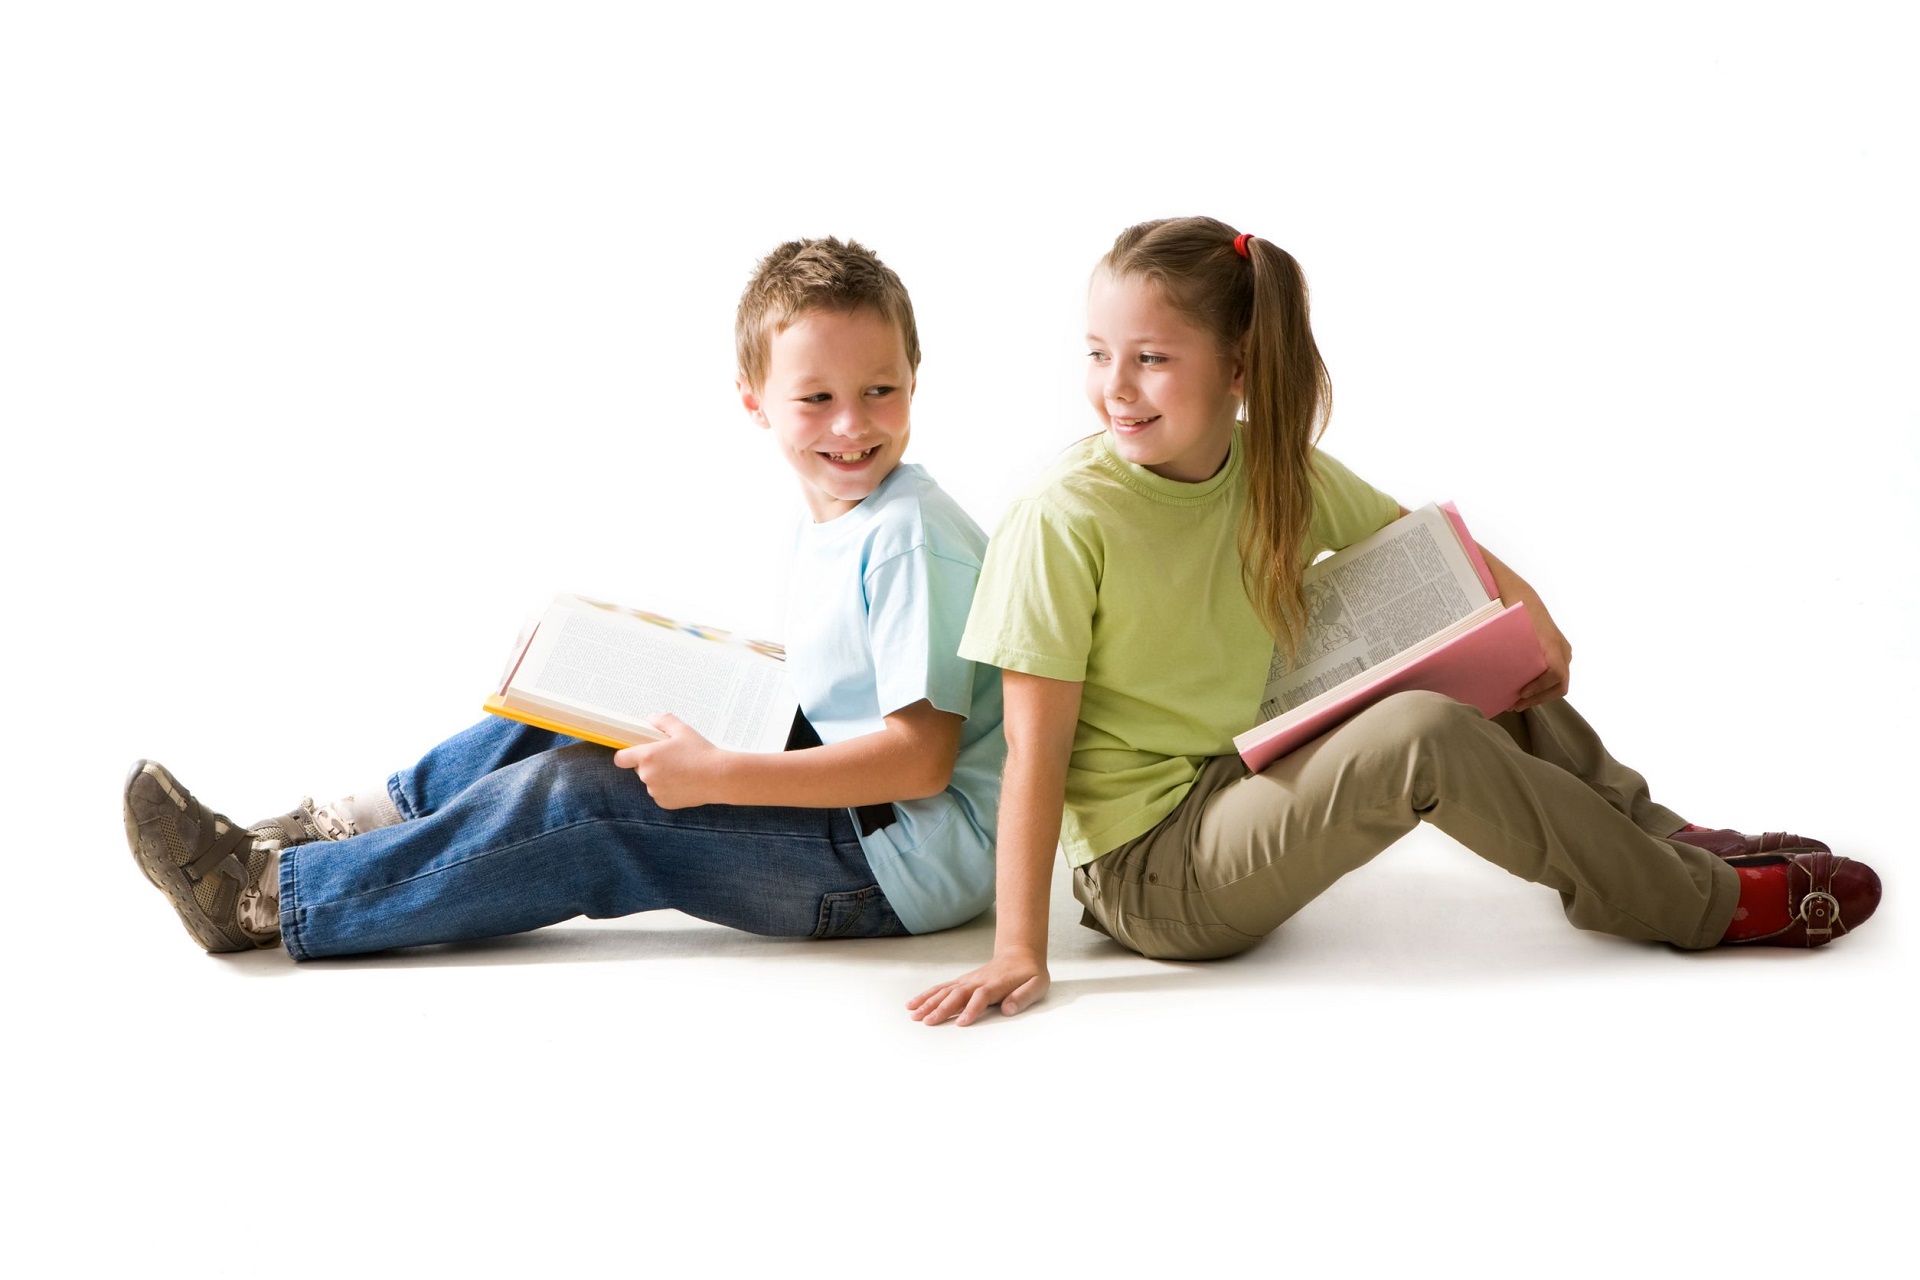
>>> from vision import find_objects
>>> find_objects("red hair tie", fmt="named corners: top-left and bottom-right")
top-left (1233, 232), bottom-right (1254, 258)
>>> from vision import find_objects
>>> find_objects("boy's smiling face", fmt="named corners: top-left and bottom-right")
top-left (740, 306), bottom-right (915, 522)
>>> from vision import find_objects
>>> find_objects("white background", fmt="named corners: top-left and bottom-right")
top-left (5, 2), bottom-right (1914, 1274)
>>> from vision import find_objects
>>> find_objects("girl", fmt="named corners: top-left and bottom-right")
top-left (908, 215), bottom-right (1880, 1026)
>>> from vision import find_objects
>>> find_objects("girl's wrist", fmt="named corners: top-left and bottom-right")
top-left (993, 937), bottom-right (1048, 966)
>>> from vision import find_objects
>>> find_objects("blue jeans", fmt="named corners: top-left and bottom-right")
top-left (279, 717), bottom-right (909, 961)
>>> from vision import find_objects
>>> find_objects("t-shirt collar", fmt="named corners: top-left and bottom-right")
top-left (1094, 426), bottom-right (1242, 504)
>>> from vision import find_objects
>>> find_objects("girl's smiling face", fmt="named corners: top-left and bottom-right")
top-left (1084, 270), bottom-right (1244, 484)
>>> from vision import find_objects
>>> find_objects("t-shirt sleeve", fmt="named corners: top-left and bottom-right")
top-left (1309, 450), bottom-right (1403, 554)
top-left (864, 544), bottom-right (982, 720)
top-left (958, 496), bottom-right (1097, 682)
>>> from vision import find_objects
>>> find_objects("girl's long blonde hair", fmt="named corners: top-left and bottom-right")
top-left (1100, 216), bottom-right (1331, 657)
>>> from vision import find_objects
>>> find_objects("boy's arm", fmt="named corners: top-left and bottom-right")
top-left (908, 670), bottom-right (1080, 1026)
top-left (612, 699), bottom-right (961, 810)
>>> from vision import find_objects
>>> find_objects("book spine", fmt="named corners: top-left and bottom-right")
top-left (1438, 501), bottom-right (1499, 600)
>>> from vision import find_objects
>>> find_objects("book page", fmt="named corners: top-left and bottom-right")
top-left (1259, 504), bottom-right (1496, 720)
top-left (508, 598), bottom-right (793, 752)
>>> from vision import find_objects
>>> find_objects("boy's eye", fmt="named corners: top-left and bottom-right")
top-left (798, 393), bottom-right (832, 404)
top-left (865, 385), bottom-right (896, 398)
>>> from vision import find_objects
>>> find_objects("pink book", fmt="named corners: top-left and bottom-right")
top-left (1233, 503), bottom-right (1547, 774)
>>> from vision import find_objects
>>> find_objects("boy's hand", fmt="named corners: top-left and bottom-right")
top-left (613, 715), bottom-right (730, 809)
top-left (907, 949), bottom-right (1051, 1026)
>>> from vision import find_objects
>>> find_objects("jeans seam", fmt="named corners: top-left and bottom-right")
top-left (306, 813), bottom-right (837, 911)
top-left (387, 773), bottom-right (420, 822)
top-left (280, 848), bottom-right (309, 961)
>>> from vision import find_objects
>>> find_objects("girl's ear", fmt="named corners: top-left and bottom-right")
top-left (1229, 339), bottom-right (1248, 397)
top-left (737, 375), bottom-right (769, 429)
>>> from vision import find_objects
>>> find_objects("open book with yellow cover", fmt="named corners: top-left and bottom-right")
top-left (484, 595), bottom-right (797, 752)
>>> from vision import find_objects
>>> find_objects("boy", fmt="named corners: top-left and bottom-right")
top-left (124, 238), bottom-right (1005, 958)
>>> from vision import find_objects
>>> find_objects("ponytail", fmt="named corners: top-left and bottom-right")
top-left (1238, 237), bottom-right (1331, 659)
top-left (1099, 217), bottom-right (1330, 658)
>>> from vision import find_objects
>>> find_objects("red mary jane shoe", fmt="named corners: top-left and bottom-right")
top-left (1670, 827), bottom-right (1829, 858)
top-left (1719, 847), bottom-right (1881, 948)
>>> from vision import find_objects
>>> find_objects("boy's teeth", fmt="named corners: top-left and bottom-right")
top-left (827, 448), bottom-right (874, 462)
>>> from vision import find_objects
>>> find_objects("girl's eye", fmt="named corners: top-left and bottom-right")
top-left (1088, 350), bottom-right (1109, 363)
top-left (1138, 354), bottom-right (1167, 365)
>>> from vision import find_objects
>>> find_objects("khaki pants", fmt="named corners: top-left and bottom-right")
top-left (1072, 691), bottom-right (1741, 959)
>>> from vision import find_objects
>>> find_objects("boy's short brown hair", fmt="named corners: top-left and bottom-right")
top-left (735, 237), bottom-right (921, 391)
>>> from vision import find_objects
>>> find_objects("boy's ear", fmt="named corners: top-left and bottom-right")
top-left (736, 374), bottom-right (769, 429)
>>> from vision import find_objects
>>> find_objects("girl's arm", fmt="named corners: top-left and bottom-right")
top-left (1481, 547), bottom-right (1573, 710)
top-left (1390, 504), bottom-right (1572, 710)
top-left (907, 670), bottom-right (1082, 1026)
top-left (612, 699), bottom-right (962, 810)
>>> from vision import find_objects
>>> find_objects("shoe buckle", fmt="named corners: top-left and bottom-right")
top-left (1798, 890), bottom-right (1841, 935)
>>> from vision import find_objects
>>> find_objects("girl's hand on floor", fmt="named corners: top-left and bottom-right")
top-left (613, 715), bottom-right (729, 808)
top-left (908, 950), bottom-right (1050, 1026)
top-left (1513, 604), bottom-right (1573, 710)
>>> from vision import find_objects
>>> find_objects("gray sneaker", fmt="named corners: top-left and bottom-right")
top-left (249, 798), bottom-right (349, 854)
top-left (122, 760), bottom-right (282, 953)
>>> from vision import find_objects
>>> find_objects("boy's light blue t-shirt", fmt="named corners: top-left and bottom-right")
top-left (785, 463), bottom-right (1004, 935)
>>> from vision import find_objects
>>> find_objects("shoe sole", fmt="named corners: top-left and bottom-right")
top-left (122, 759), bottom-right (256, 953)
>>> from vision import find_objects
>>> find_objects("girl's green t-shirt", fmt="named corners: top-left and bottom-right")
top-left (958, 429), bottom-right (1401, 865)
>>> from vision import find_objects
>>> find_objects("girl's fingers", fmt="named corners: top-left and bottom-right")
top-left (907, 980), bottom-right (953, 1010)
top-left (926, 985), bottom-right (976, 1026)
top-left (956, 986), bottom-right (994, 1026)
top-left (1002, 974), bottom-right (1046, 1017)
top-left (912, 966), bottom-right (1049, 1024)
top-left (909, 969), bottom-right (985, 1012)
top-left (915, 983), bottom-right (966, 1025)
top-left (908, 986), bottom-right (958, 1019)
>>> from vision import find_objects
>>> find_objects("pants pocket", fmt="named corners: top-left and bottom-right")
top-left (811, 884), bottom-right (907, 939)
top-left (1078, 851), bottom-right (1260, 960)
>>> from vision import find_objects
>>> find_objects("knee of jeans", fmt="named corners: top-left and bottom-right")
top-left (522, 743), bottom-right (625, 810)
